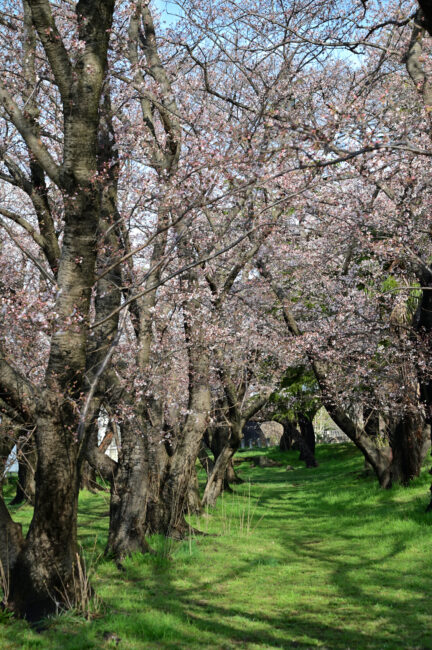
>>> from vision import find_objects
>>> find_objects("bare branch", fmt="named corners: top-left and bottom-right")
top-left (0, 84), bottom-right (62, 186)
top-left (26, 0), bottom-right (73, 106)
top-left (0, 217), bottom-right (55, 284)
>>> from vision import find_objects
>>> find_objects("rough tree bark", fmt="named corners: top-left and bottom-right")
top-left (0, 0), bottom-right (115, 619)
top-left (106, 417), bottom-right (152, 560)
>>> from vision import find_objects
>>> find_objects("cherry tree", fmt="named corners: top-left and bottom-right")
top-left (0, 0), bottom-right (116, 618)
top-left (2, 0), bottom-right (432, 622)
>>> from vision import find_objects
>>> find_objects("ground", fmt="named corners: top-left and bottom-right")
top-left (1, 444), bottom-right (432, 649)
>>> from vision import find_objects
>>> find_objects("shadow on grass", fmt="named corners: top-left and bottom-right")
top-left (2, 444), bottom-right (432, 649)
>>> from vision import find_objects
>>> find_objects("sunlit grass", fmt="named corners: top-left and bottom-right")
top-left (1, 443), bottom-right (432, 648)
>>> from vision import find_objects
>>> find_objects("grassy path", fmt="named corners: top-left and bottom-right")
top-left (1, 444), bottom-right (432, 649)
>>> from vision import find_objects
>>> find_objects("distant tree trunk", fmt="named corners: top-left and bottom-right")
top-left (279, 419), bottom-right (318, 467)
top-left (317, 397), bottom-right (430, 488)
top-left (202, 443), bottom-right (236, 507)
top-left (187, 465), bottom-right (202, 515)
top-left (279, 420), bottom-right (296, 451)
top-left (0, 417), bottom-right (16, 494)
top-left (10, 432), bottom-right (36, 505)
top-left (258, 257), bottom-right (428, 487)
top-left (82, 427), bottom-right (115, 492)
top-left (197, 440), bottom-right (214, 476)
top-left (80, 461), bottom-right (98, 493)
top-left (202, 420), bottom-right (243, 508)
top-left (106, 419), bottom-right (152, 561)
top-left (226, 458), bottom-right (243, 485)
top-left (298, 415), bottom-right (316, 455)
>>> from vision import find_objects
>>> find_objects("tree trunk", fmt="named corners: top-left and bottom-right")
top-left (279, 420), bottom-right (296, 451)
top-left (197, 440), bottom-right (214, 476)
top-left (298, 415), bottom-right (318, 468)
top-left (0, 496), bottom-right (24, 607)
top-left (279, 419), bottom-right (318, 467)
top-left (202, 444), bottom-right (236, 507)
top-left (10, 432), bottom-right (36, 506)
top-left (144, 435), bottom-right (206, 538)
top-left (202, 422), bottom-right (242, 507)
top-left (8, 403), bottom-right (82, 620)
top-left (187, 465), bottom-right (202, 515)
top-left (143, 308), bottom-right (211, 536)
top-left (299, 414), bottom-right (316, 455)
top-left (106, 407), bottom-right (209, 558)
top-left (390, 412), bottom-right (430, 485)
top-left (80, 460), bottom-right (98, 493)
top-left (0, 0), bottom-right (116, 620)
top-left (225, 458), bottom-right (243, 485)
top-left (106, 419), bottom-right (152, 562)
top-left (326, 404), bottom-right (430, 488)
top-left (0, 420), bottom-right (16, 494)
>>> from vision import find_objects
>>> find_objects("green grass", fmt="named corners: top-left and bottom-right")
top-left (2, 444), bottom-right (432, 649)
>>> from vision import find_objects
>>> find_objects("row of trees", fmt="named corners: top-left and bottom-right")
top-left (0, 0), bottom-right (431, 620)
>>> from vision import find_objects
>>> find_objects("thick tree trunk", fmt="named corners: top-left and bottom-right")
top-left (318, 399), bottom-right (394, 488)
top-left (319, 399), bottom-right (429, 488)
top-left (106, 408), bottom-right (209, 558)
top-left (8, 404), bottom-right (82, 620)
top-left (327, 403), bottom-right (430, 488)
top-left (0, 0), bottom-right (115, 621)
top-left (143, 304), bottom-right (211, 536)
top-left (144, 432), bottom-right (207, 538)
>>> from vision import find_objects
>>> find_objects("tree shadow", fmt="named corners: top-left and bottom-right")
top-left (2, 443), bottom-right (431, 648)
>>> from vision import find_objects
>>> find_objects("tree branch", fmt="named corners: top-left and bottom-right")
top-left (0, 207), bottom-right (47, 251)
top-left (26, 0), bottom-right (73, 106)
top-left (0, 352), bottom-right (36, 421)
top-left (0, 84), bottom-right (62, 186)
top-left (0, 217), bottom-right (55, 285)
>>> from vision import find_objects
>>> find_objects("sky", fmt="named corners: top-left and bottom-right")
top-left (154, 0), bottom-right (183, 26)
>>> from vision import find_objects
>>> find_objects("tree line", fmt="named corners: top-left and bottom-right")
top-left (0, 0), bottom-right (431, 620)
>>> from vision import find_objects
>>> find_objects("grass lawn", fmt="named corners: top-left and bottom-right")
top-left (1, 443), bottom-right (432, 649)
